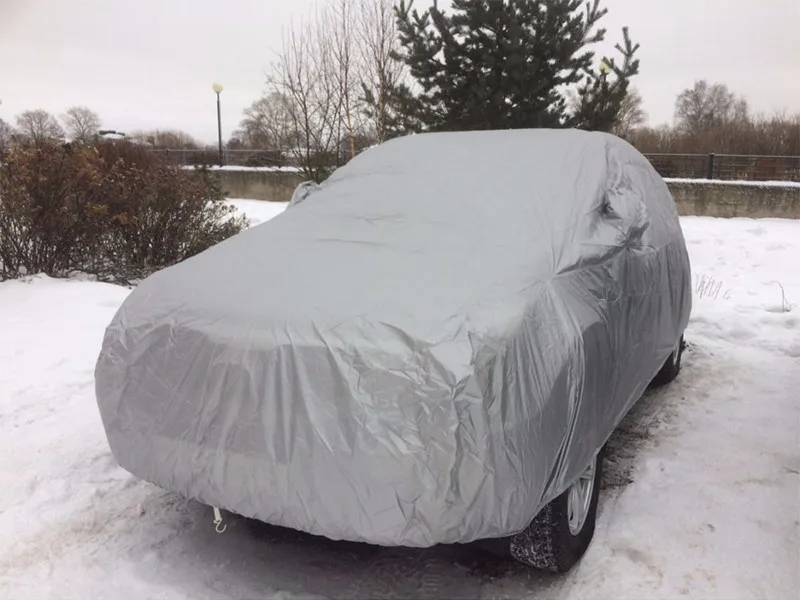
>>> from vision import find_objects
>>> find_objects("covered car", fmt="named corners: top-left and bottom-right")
top-left (95, 128), bottom-right (692, 572)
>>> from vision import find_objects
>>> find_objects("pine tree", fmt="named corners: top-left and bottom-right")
top-left (385, 0), bottom-right (640, 134)
top-left (361, 82), bottom-right (429, 139)
top-left (567, 29), bottom-right (640, 132)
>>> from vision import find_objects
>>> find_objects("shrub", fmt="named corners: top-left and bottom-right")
top-left (0, 142), bottom-right (104, 279)
top-left (0, 140), bottom-right (248, 284)
top-left (94, 137), bottom-right (165, 169)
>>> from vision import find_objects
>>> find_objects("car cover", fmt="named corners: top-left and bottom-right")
top-left (94, 128), bottom-right (692, 547)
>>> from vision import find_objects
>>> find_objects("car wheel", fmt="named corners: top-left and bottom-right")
top-left (509, 451), bottom-right (603, 573)
top-left (650, 334), bottom-right (684, 388)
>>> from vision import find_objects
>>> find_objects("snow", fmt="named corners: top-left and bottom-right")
top-left (665, 177), bottom-right (800, 189)
top-left (185, 165), bottom-right (302, 173)
top-left (1, 205), bottom-right (798, 599)
top-left (228, 198), bottom-right (289, 226)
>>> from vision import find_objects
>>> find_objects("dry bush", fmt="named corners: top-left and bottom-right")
top-left (0, 143), bottom-right (104, 279)
top-left (94, 138), bottom-right (165, 168)
top-left (0, 140), bottom-right (247, 284)
top-left (630, 112), bottom-right (800, 156)
top-left (93, 149), bottom-right (246, 283)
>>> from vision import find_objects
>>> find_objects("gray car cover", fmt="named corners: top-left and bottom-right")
top-left (95, 129), bottom-right (692, 547)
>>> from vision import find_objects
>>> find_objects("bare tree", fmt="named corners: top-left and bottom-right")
top-left (268, 8), bottom-right (347, 182)
top-left (357, 0), bottom-right (406, 143)
top-left (330, 0), bottom-right (359, 161)
top-left (235, 92), bottom-right (297, 149)
top-left (629, 101), bottom-right (800, 156)
top-left (264, 0), bottom-right (410, 178)
top-left (613, 87), bottom-right (647, 138)
top-left (256, 0), bottom-right (410, 180)
top-left (15, 110), bottom-right (65, 145)
top-left (674, 80), bottom-right (749, 133)
top-left (0, 118), bottom-right (14, 155)
top-left (128, 129), bottom-right (200, 149)
top-left (61, 106), bottom-right (102, 144)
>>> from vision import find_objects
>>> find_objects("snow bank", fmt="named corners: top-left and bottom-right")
top-left (665, 177), bottom-right (800, 189)
top-left (228, 199), bottom-right (289, 226)
top-left (184, 165), bottom-right (302, 173)
top-left (570, 216), bottom-right (800, 598)
top-left (1, 208), bottom-right (798, 599)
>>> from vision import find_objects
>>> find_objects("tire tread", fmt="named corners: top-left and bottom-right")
top-left (509, 453), bottom-right (603, 573)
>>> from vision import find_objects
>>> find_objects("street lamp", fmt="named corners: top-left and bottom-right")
top-left (212, 82), bottom-right (224, 166)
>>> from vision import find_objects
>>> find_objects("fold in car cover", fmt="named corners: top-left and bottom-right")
top-left (95, 129), bottom-right (692, 547)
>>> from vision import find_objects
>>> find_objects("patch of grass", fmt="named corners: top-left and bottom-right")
top-left (694, 274), bottom-right (732, 300)
top-left (768, 281), bottom-right (793, 313)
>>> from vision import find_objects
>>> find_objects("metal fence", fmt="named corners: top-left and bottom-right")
top-left (643, 153), bottom-right (800, 181)
top-left (153, 148), bottom-right (800, 182)
top-left (151, 148), bottom-right (297, 168)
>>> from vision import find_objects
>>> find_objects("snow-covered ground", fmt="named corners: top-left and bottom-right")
top-left (1, 203), bottom-right (798, 599)
top-left (228, 198), bottom-right (289, 226)
top-left (185, 165), bottom-right (303, 173)
top-left (664, 177), bottom-right (800, 189)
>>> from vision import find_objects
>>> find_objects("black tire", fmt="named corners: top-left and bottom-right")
top-left (650, 335), bottom-right (685, 388)
top-left (509, 451), bottom-right (604, 573)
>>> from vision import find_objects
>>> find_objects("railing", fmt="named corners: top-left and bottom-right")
top-left (151, 148), bottom-right (296, 168)
top-left (643, 153), bottom-right (800, 182)
top-left (151, 148), bottom-right (800, 182)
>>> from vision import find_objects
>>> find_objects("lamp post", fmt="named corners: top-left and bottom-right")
top-left (212, 82), bottom-right (224, 166)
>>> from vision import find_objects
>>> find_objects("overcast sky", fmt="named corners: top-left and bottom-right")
top-left (1, 0), bottom-right (798, 145)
